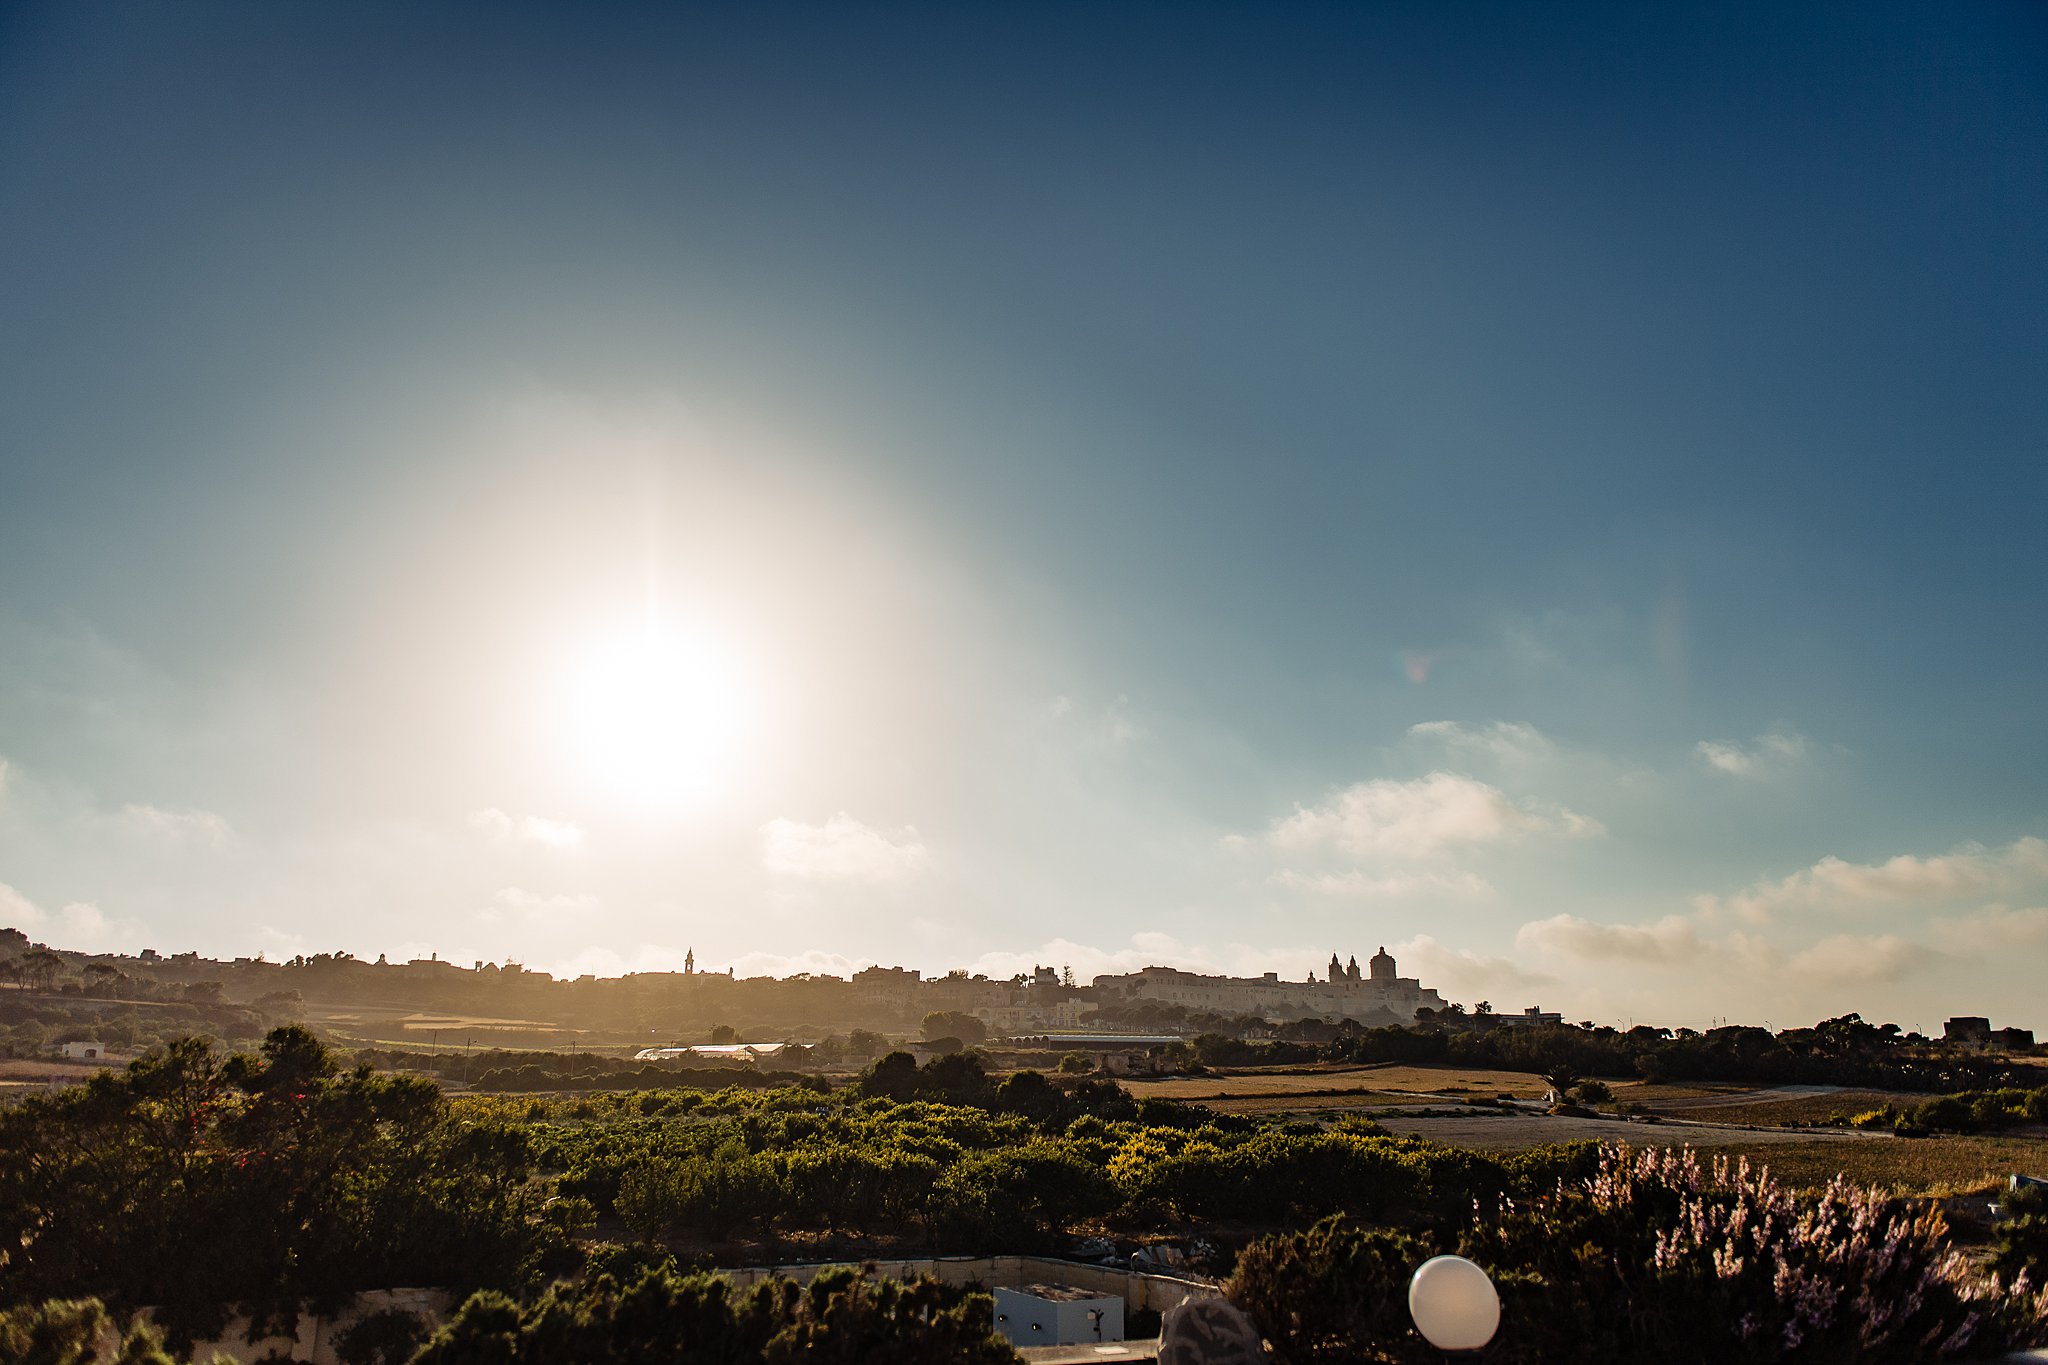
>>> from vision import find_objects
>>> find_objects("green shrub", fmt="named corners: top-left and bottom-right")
top-left (410, 1266), bottom-right (1020, 1365)
top-left (0, 1299), bottom-right (200, 1365)
top-left (332, 1308), bottom-right (426, 1365)
top-left (1227, 1216), bottom-right (1436, 1362)
top-left (1993, 1181), bottom-right (2048, 1285)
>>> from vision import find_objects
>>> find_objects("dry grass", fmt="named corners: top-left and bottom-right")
top-left (1698, 1133), bottom-right (2048, 1196)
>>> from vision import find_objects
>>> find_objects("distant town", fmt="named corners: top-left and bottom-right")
top-left (1, 926), bottom-right (2031, 1069)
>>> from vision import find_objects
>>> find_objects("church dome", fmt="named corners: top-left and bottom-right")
top-left (1368, 946), bottom-right (1396, 982)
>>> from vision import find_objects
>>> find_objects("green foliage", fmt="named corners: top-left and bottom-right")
top-left (1883, 1085), bottom-right (2048, 1135)
top-left (921, 1011), bottom-right (989, 1046)
top-left (0, 1299), bottom-right (207, 1365)
top-left (0, 1030), bottom-right (571, 1346)
top-left (1226, 1216), bottom-right (1439, 1363)
top-left (332, 1308), bottom-right (427, 1365)
top-left (409, 1266), bottom-right (1020, 1365)
top-left (1992, 1180), bottom-right (2048, 1284)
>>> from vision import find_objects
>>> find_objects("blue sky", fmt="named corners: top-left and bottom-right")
top-left (2, 2), bottom-right (2044, 1029)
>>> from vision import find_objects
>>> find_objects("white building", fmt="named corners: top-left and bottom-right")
top-left (60, 1041), bottom-right (106, 1060)
top-left (993, 1284), bottom-right (1123, 1347)
top-left (632, 1043), bottom-right (804, 1063)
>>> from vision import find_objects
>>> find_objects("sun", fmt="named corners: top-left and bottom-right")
top-left (561, 625), bottom-right (752, 809)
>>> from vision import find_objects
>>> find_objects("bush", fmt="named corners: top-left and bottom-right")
top-left (333, 1308), bottom-right (426, 1365)
top-left (0, 1299), bottom-right (193, 1365)
top-left (1228, 1143), bottom-right (2048, 1364)
top-left (0, 1030), bottom-right (570, 1347)
top-left (1471, 1144), bottom-right (2048, 1363)
top-left (1227, 1216), bottom-right (1437, 1363)
top-left (410, 1265), bottom-right (1021, 1365)
top-left (1993, 1180), bottom-right (2048, 1285)
top-left (1573, 1080), bottom-right (1613, 1105)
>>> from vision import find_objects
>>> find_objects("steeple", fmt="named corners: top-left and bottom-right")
top-left (684, 948), bottom-right (695, 975)
top-left (1328, 952), bottom-right (1343, 984)
top-left (1346, 954), bottom-right (1361, 983)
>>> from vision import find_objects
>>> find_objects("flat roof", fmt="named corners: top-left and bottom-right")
top-left (1002, 1283), bottom-right (1119, 1304)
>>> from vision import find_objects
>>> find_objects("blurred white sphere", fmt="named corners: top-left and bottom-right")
top-left (1408, 1254), bottom-right (1500, 1352)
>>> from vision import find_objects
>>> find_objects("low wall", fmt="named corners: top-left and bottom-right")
top-left (715, 1255), bottom-right (1220, 1314)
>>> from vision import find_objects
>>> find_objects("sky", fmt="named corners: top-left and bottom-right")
top-left (1, 2), bottom-right (2044, 1031)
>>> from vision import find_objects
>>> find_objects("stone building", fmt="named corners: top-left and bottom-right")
top-left (1090, 947), bottom-right (1447, 1024)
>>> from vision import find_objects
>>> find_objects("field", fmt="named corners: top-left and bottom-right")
top-left (1125, 1062), bottom-right (1554, 1105)
top-left (0, 1057), bottom-right (117, 1091)
top-left (303, 1002), bottom-right (579, 1049)
top-left (1127, 1062), bottom-right (2048, 1198)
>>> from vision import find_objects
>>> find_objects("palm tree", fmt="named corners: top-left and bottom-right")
top-left (1541, 1062), bottom-right (1581, 1104)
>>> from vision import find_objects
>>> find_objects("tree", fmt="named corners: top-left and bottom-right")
top-left (710, 1023), bottom-right (740, 1044)
top-left (81, 963), bottom-right (126, 997)
top-left (18, 949), bottom-right (64, 992)
top-left (0, 1028), bottom-right (570, 1346)
top-left (1541, 1061), bottom-right (1580, 1102)
top-left (0, 1298), bottom-right (194, 1365)
top-left (411, 1265), bottom-right (1021, 1365)
top-left (922, 1012), bottom-right (988, 1046)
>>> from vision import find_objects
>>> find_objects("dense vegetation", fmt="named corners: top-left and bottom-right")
top-left (0, 1028), bottom-right (579, 1346)
top-left (1186, 1012), bottom-right (2045, 1095)
top-left (526, 1051), bottom-right (1599, 1253)
top-left (1228, 1145), bottom-right (2048, 1364)
top-left (5, 1028), bottom-right (2045, 1364)
top-left (1822, 1084), bottom-right (2048, 1135)
top-left (409, 1265), bottom-right (1019, 1365)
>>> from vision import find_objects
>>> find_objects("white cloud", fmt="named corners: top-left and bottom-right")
top-left (1264, 772), bottom-right (1600, 859)
top-left (1408, 720), bottom-right (1556, 764)
top-left (1391, 934), bottom-right (1558, 1004)
top-left (1701, 837), bottom-right (2048, 923)
top-left (1272, 867), bottom-right (1494, 899)
top-left (122, 803), bottom-right (233, 845)
top-left (1784, 933), bottom-right (1933, 986)
top-left (0, 757), bottom-right (11, 795)
top-left (1930, 905), bottom-right (2048, 955)
top-left (760, 813), bottom-right (930, 883)
top-left (1516, 913), bottom-right (1704, 965)
top-left (1695, 729), bottom-right (1812, 777)
top-left (479, 887), bottom-right (600, 924)
top-left (547, 943), bottom-right (699, 979)
top-left (468, 808), bottom-right (585, 849)
top-left (721, 948), bottom-right (869, 979)
top-left (0, 882), bottom-right (144, 953)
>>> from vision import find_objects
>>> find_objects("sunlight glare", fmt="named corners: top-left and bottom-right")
top-left (561, 624), bottom-right (752, 809)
